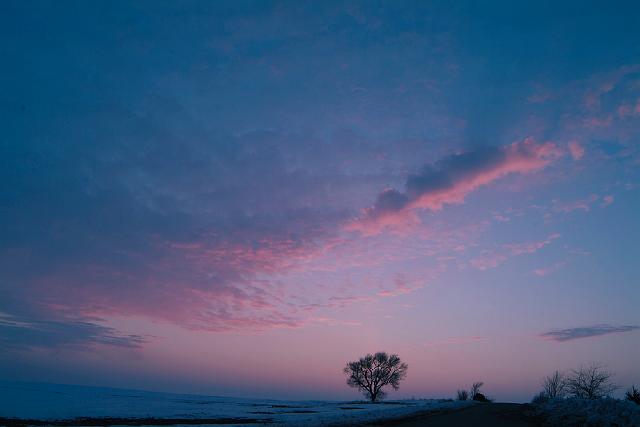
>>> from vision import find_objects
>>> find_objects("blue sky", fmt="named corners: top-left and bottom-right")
top-left (1, 1), bottom-right (639, 401)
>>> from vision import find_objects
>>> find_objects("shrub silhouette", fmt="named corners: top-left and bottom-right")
top-left (531, 391), bottom-right (548, 405)
top-left (343, 352), bottom-right (408, 402)
top-left (472, 392), bottom-right (491, 402)
top-left (542, 370), bottom-right (567, 399)
top-left (456, 389), bottom-right (468, 401)
top-left (626, 386), bottom-right (640, 405)
top-left (470, 382), bottom-right (484, 400)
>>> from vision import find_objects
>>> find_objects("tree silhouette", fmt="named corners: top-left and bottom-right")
top-left (566, 363), bottom-right (617, 399)
top-left (343, 352), bottom-right (408, 402)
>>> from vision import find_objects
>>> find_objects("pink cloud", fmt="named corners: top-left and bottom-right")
top-left (533, 261), bottom-right (566, 277)
top-left (617, 103), bottom-right (634, 118)
top-left (568, 141), bottom-right (585, 160)
top-left (602, 195), bottom-right (615, 207)
top-left (471, 234), bottom-right (561, 271)
top-left (307, 317), bottom-right (362, 327)
top-left (470, 253), bottom-right (508, 271)
top-left (13, 234), bottom-right (337, 336)
top-left (505, 233), bottom-right (561, 255)
top-left (583, 65), bottom-right (640, 109)
top-left (377, 274), bottom-right (424, 297)
top-left (348, 138), bottom-right (562, 235)
top-left (584, 82), bottom-right (615, 109)
top-left (493, 214), bottom-right (510, 222)
top-left (618, 98), bottom-right (640, 118)
top-left (540, 193), bottom-right (617, 223)
top-left (583, 115), bottom-right (613, 128)
top-left (555, 194), bottom-right (599, 213)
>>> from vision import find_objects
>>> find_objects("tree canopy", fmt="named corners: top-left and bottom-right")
top-left (343, 352), bottom-right (408, 402)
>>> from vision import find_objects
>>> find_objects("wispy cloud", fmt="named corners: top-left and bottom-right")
top-left (377, 274), bottom-right (424, 297)
top-left (568, 141), bottom-right (585, 160)
top-left (2, 0), bottom-right (638, 365)
top-left (539, 193), bottom-right (615, 223)
top-left (554, 194), bottom-right (600, 213)
top-left (601, 195), bottom-right (615, 207)
top-left (0, 312), bottom-right (147, 350)
top-left (348, 138), bottom-right (561, 235)
top-left (540, 324), bottom-right (640, 342)
top-left (0, 126), bottom-right (362, 343)
top-left (470, 233), bottom-right (561, 271)
top-left (533, 261), bottom-right (566, 277)
top-left (504, 233), bottom-right (561, 255)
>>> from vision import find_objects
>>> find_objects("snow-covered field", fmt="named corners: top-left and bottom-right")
top-left (0, 381), bottom-right (472, 426)
top-left (532, 397), bottom-right (640, 427)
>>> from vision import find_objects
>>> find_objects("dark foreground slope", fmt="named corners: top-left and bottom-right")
top-left (368, 403), bottom-right (540, 427)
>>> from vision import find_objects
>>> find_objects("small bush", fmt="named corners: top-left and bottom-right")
top-left (627, 386), bottom-right (640, 405)
top-left (473, 392), bottom-right (491, 402)
top-left (456, 389), bottom-right (468, 401)
top-left (531, 391), bottom-right (548, 405)
top-left (470, 382), bottom-right (484, 400)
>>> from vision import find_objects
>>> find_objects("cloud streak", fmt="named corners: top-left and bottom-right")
top-left (0, 312), bottom-right (147, 350)
top-left (348, 138), bottom-right (561, 235)
top-left (470, 233), bottom-right (561, 271)
top-left (540, 324), bottom-right (640, 342)
top-left (533, 261), bottom-right (566, 277)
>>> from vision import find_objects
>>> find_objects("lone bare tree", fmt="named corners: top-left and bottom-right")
top-left (344, 352), bottom-right (408, 402)
top-left (543, 370), bottom-right (567, 398)
top-left (566, 363), bottom-right (617, 399)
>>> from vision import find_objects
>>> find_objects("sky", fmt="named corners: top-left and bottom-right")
top-left (1, 0), bottom-right (639, 403)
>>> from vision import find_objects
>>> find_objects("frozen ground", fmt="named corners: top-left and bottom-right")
top-left (531, 397), bottom-right (640, 427)
top-left (0, 381), bottom-right (472, 426)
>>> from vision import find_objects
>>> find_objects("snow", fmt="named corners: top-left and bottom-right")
top-left (0, 381), bottom-right (473, 426)
top-left (532, 397), bottom-right (640, 427)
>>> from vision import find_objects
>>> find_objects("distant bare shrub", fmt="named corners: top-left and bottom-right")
top-left (473, 392), bottom-right (491, 402)
top-left (543, 370), bottom-right (567, 398)
top-left (627, 386), bottom-right (640, 405)
top-left (470, 382), bottom-right (484, 400)
top-left (456, 389), bottom-right (468, 401)
top-left (566, 363), bottom-right (617, 399)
